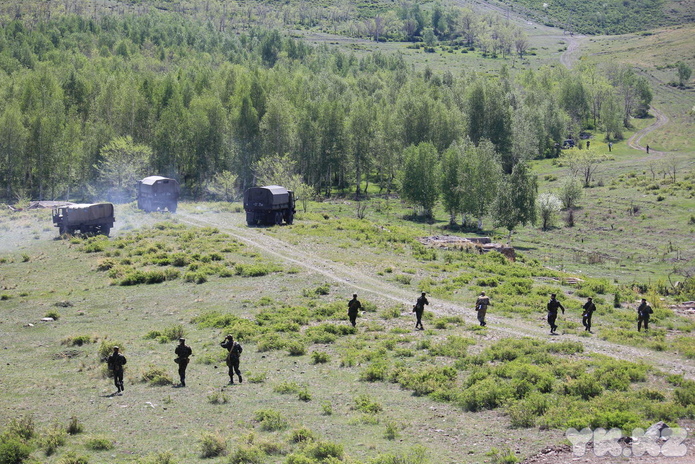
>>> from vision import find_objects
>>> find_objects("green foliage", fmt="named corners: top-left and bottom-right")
top-left (62, 335), bottom-right (93, 346)
top-left (290, 428), bottom-right (315, 444)
top-left (40, 424), bottom-right (67, 455)
top-left (140, 366), bottom-right (173, 386)
top-left (311, 351), bottom-right (330, 364)
top-left (254, 409), bottom-right (289, 432)
top-left (198, 432), bottom-right (227, 458)
top-left (84, 435), bottom-right (114, 450)
top-left (429, 336), bottom-right (475, 358)
top-left (0, 434), bottom-right (33, 464)
top-left (66, 416), bottom-right (83, 435)
top-left (136, 451), bottom-right (177, 464)
top-left (57, 452), bottom-right (89, 464)
top-left (354, 394), bottom-right (383, 414)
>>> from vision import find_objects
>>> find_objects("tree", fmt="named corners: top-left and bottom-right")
top-left (253, 154), bottom-right (315, 213)
top-left (206, 171), bottom-right (238, 202)
top-left (0, 104), bottom-right (28, 201)
top-left (97, 136), bottom-right (153, 203)
top-left (536, 193), bottom-right (562, 230)
top-left (459, 139), bottom-right (502, 229)
top-left (400, 142), bottom-right (439, 218)
top-left (562, 149), bottom-right (606, 187)
top-left (440, 146), bottom-right (462, 225)
top-left (493, 162), bottom-right (537, 242)
top-left (676, 61), bottom-right (692, 87)
top-left (558, 176), bottom-right (582, 209)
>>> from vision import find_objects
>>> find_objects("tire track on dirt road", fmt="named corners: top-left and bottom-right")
top-left (178, 212), bottom-right (695, 379)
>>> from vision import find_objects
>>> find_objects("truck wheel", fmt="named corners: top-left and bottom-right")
top-left (286, 212), bottom-right (294, 225)
top-left (274, 212), bottom-right (283, 225)
top-left (168, 202), bottom-right (177, 213)
top-left (246, 212), bottom-right (256, 226)
top-left (100, 226), bottom-right (111, 237)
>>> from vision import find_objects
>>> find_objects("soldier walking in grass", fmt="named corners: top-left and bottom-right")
top-left (413, 292), bottom-right (428, 330)
top-left (582, 297), bottom-right (597, 333)
top-left (107, 346), bottom-right (127, 393)
top-left (174, 338), bottom-right (192, 387)
top-left (221, 335), bottom-right (243, 384)
top-left (546, 293), bottom-right (565, 334)
top-left (347, 294), bottom-right (362, 327)
top-left (637, 298), bottom-right (653, 332)
top-left (475, 291), bottom-right (490, 327)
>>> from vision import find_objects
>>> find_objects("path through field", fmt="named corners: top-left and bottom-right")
top-left (178, 212), bottom-right (695, 383)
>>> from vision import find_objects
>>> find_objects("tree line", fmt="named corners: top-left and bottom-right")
top-left (0, 10), bottom-right (652, 230)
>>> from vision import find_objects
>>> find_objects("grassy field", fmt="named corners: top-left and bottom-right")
top-left (1, 203), bottom-right (694, 463)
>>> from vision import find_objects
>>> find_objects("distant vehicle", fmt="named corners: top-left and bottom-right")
top-left (53, 203), bottom-right (115, 236)
top-left (243, 185), bottom-right (295, 226)
top-left (562, 139), bottom-right (575, 148)
top-left (137, 176), bottom-right (180, 213)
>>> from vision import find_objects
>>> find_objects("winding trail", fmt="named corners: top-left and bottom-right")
top-left (178, 211), bottom-right (695, 380)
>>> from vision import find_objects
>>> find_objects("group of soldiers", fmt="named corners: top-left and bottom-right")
top-left (106, 334), bottom-right (243, 394)
top-left (106, 292), bottom-right (655, 392)
top-left (349, 292), bottom-right (655, 335)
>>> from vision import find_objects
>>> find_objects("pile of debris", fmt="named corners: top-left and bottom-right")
top-left (417, 235), bottom-right (515, 260)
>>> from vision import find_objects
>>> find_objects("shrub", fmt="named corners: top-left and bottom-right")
top-left (57, 452), bottom-right (89, 464)
top-left (207, 391), bottom-right (228, 404)
top-left (311, 351), bottom-right (330, 364)
top-left (298, 388), bottom-right (312, 402)
top-left (62, 335), bottom-right (93, 347)
top-left (136, 451), bottom-right (177, 464)
top-left (84, 435), bottom-right (114, 450)
top-left (228, 446), bottom-right (265, 464)
top-left (0, 434), bottom-right (33, 464)
top-left (360, 362), bottom-right (389, 382)
top-left (458, 378), bottom-right (513, 411)
top-left (44, 310), bottom-right (60, 320)
top-left (384, 421), bottom-right (400, 440)
top-left (429, 336), bottom-right (475, 358)
top-left (67, 416), bottom-right (83, 435)
top-left (41, 424), bottom-right (67, 455)
top-left (307, 441), bottom-right (344, 460)
top-left (6, 415), bottom-right (35, 441)
top-left (286, 341), bottom-right (307, 356)
top-left (140, 366), bottom-right (173, 386)
top-left (273, 382), bottom-right (300, 394)
top-left (321, 401), bottom-right (333, 415)
top-left (198, 432), bottom-right (227, 458)
top-left (247, 372), bottom-right (267, 384)
top-left (254, 409), bottom-right (288, 432)
top-left (354, 394), bottom-right (383, 414)
top-left (161, 324), bottom-right (185, 341)
top-left (675, 380), bottom-right (695, 407)
top-left (290, 428), bottom-right (315, 444)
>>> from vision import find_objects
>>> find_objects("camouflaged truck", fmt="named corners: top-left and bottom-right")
top-left (137, 176), bottom-right (180, 213)
top-left (243, 185), bottom-right (295, 226)
top-left (53, 203), bottom-right (115, 236)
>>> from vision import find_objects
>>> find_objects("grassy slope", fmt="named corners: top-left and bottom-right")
top-left (1, 204), bottom-right (694, 463)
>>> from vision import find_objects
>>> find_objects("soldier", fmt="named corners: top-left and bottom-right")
top-left (582, 297), bottom-right (597, 333)
top-left (174, 338), bottom-right (192, 387)
top-left (413, 292), bottom-right (428, 330)
top-left (637, 298), bottom-right (653, 332)
top-left (546, 294), bottom-right (565, 334)
top-left (475, 291), bottom-right (490, 327)
top-left (347, 294), bottom-right (362, 327)
top-left (107, 346), bottom-right (127, 393)
top-left (221, 335), bottom-right (243, 384)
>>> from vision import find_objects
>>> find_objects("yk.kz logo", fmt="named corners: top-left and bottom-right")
top-left (566, 426), bottom-right (687, 457)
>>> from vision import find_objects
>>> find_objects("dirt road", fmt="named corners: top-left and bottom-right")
top-left (178, 211), bottom-right (695, 381)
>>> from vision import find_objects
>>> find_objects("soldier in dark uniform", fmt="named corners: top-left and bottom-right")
top-left (174, 338), bottom-right (192, 387)
top-left (221, 335), bottom-right (243, 384)
top-left (475, 291), bottom-right (490, 327)
top-left (347, 294), bottom-right (362, 327)
top-left (413, 292), bottom-right (428, 330)
top-left (637, 298), bottom-right (653, 331)
top-left (546, 294), bottom-right (565, 334)
top-left (582, 297), bottom-right (596, 333)
top-left (107, 346), bottom-right (127, 393)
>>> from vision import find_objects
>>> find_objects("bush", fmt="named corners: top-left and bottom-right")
top-left (6, 416), bottom-right (35, 441)
top-left (290, 428), bottom-right (315, 444)
top-left (41, 425), bottom-right (67, 455)
top-left (198, 432), bottom-right (227, 458)
top-left (384, 422), bottom-right (400, 440)
top-left (228, 446), bottom-right (265, 464)
top-left (136, 451), bottom-right (177, 464)
top-left (286, 341), bottom-right (307, 356)
top-left (0, 435), bottom-right (33, 464)
top-left (307, 441), bottom-right (344, 460)
top-left (84, 435), bottom-right (114, 450)
top-left (311, 351), bottom-right (330, 364)
top-left (254, 409), bottom-right (288, 432)
top-left (67, 416), bottom-right (84, 435)
top-left (354, 394), bottom-right (383, 414)
top-left (360, 362), bottom-right (389, 382)
top-left (57, 452), bottom-right (90, 464)
top-left (62, 335), bottom-right (93, 347)
top-left (140, 366), bottom-right (173, 386)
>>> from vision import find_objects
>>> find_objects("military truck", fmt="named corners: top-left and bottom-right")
top-left (243, 185), bottom-right (295, 226)
top-left (137, 176), bottom-right (180, 213)
top-left (53, 203), bottom-right (115, 236)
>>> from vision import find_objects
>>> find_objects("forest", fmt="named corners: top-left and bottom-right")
top-left (0, 5), bottom-right (653, 228)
